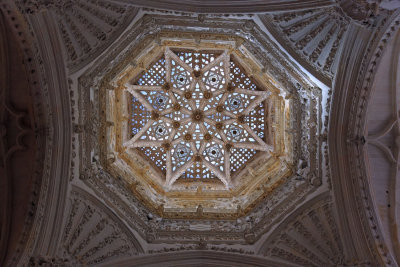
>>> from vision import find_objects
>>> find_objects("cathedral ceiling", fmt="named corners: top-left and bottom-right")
top-left (77, 10), bottom-right (323, 245)
top-left (1, 0), bottom-right (400, 266)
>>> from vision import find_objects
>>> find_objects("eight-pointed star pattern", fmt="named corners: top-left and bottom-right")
top-left (124, 48), bottom-right (271, 188)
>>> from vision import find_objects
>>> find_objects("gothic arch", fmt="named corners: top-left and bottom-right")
top-left (0, 4), bottom-right (49, 266)
top-left (329, 9), bottom-right (400, 266)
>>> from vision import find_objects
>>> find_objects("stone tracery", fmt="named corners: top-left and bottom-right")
top-left (125, 48), bottom-right (271, 188)
top-left (98, 27), bottom-right (305, 219)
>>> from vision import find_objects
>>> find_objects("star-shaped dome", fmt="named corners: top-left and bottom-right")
top-left (124, 48), bottom-right (271, 189)
top-left (100, 33), bottom-right (297, 218)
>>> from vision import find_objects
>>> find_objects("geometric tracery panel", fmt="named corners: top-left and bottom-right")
top-left (126, 49), bottom-right (271, 188)
top-left (99, 29), bottom-right (301, 219)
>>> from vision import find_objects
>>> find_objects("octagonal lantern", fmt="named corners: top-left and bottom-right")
top-left (125, 47), bottom-right (273, 189)
top-left (102, 33), bottom-right (293, 219)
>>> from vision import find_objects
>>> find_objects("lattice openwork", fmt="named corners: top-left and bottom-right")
top-left (125, 48), bottom-right (270, 188)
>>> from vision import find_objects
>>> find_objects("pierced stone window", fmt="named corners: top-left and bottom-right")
top-left (125, 48), bottom-right (271, 188)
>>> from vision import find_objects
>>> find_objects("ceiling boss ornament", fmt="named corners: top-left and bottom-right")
top-left (124, 48), bottom-right (271, 189)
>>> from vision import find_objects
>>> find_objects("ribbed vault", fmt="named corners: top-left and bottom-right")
top-left (1, 1), bottom-right (400, 266)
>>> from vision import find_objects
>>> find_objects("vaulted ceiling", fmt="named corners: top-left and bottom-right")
top-left (1, 1), bottom-right (400, 266)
